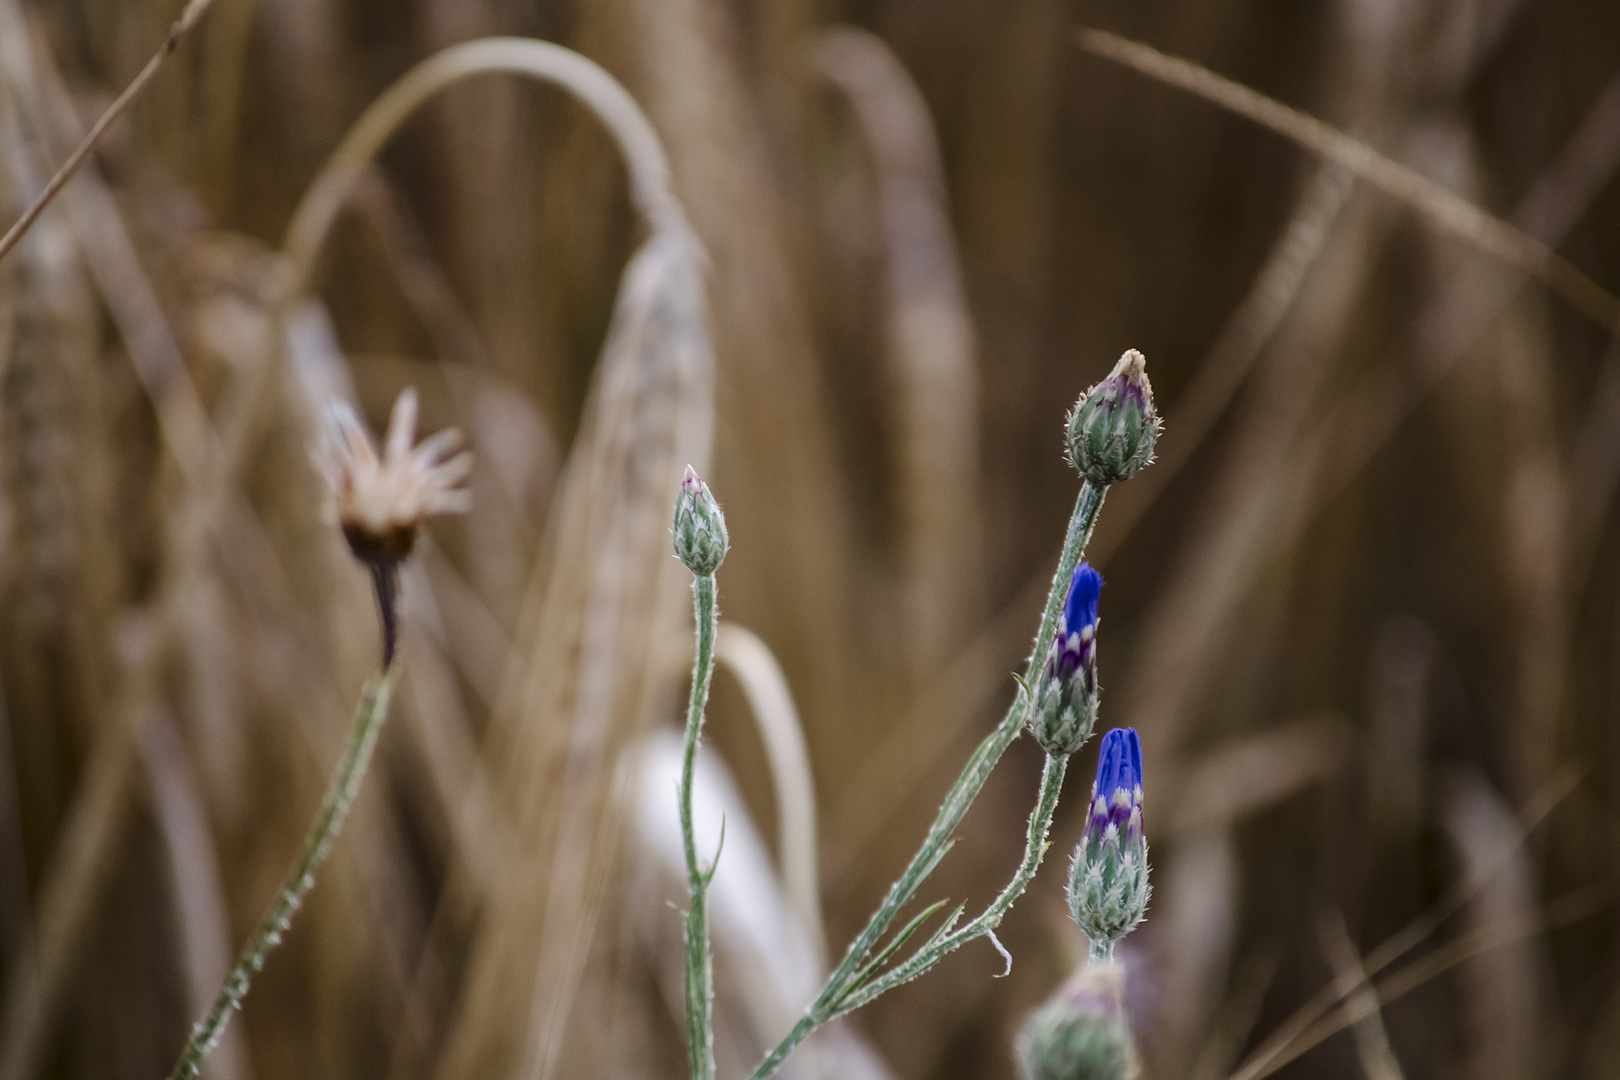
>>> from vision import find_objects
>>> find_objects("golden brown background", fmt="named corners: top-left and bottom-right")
top-left (0, 0), bottom-right (1617, 1079)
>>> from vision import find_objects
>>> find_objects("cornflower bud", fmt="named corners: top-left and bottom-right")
top-left (1066, 349), bottom-right (1159, 485)
top-left (1028, 562), bottom-right (1102, 756)
top-left (1015, 960), bottom-right (1137, 1080)
top-left (672, 465), bottom-right (728, 575)
top-left (1068, 728), bottom-right (1149, 957)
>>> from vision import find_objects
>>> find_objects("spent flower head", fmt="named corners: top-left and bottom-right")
top-left (320, 387), bottom-right (473, 566)
top-left (672, 466), bottom-right (728, 575)
top-left (1028, 562), bottom-right (1103, 756)
top-left (1068, 727), bottom-right (1149, 957)
top-left (1066, 349), bottom-right (1160, 486)
top-left (1015, 960), bottom-right (1137, 1080)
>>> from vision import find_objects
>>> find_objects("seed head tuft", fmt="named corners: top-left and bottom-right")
top-left (319, 387), bottom-right (473, 566)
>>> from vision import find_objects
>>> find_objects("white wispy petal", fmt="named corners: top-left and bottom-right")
top-left (320, 387), bottom-right (473, 547)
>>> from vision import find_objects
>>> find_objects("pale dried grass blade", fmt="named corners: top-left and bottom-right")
top-left (0, 669), bottom-right (31, 971)
top-left (1437, 771), bottom-right (1543, 1080)
top-left (625, 732), bottom-right (891, 1080)
top-left (0, 0), bottom-right (220, 263)
top-left (1317, 910), bottom-right (1407, 1080)
top-left (1558, 61), bottom-right (1620, 526)
top-left (1115, 29), bottom-right (1620, 776)
top-left (280, 37), bottom-right (688, 298)
top-left (1244, 888), bottom-right (1604, 1080)
top-left (445, 221), bottom-right (712, 1080)
top-left (825, 577), bottom-right (1037, 882)
top-left (141, 712), bottom-right (255, 1080)
top-left (1075, 28), bottom-right (1620, 331)
top-left (1188, 948), bottom-right (1281, 1080)
top-left (0, 7), bottom-right (214, 488)
top-left (1226, 764), bottom-right (1582, 1080)
top-left (815, 26), bottom-right (984, 673)
top-left (714, 623), bottom-right (824, 968)
top-left (1116, 184), bottom-right (1389, 768)
top-left (0, 50), bottom-right (131, 1080)
top-left (1147, 712), bottom-right (1351, 1075)
top-left (279, 39), bottom-right (721, 1080)
top-left (351, 169), bottom-right (497, 372)
top-left (1165, 712), bottom-right (1355, 837)
top-left (1, 1), bottom-right (260, 818)
top-left (1086, 161), bottom-right (1354, 567)
top-left (1151, 828), bottom-right (1239, 1078)
top-left (399, 562), bottom-right (516, 896)
top-left (580, 0), bottom-right (857, 768)
top-left (419, 546), bottom-right (512, 710)
top-left (379, 580), bottom-right (522, 1080)
top-left (1366, 617), bottom-right (1436, 845)
top-left (0, 695), bottom-right (145, 1080)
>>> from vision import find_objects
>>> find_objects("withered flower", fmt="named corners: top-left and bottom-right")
top-left (319, 388), bottom-right (472, 664)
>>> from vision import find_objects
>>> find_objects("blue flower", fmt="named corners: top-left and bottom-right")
top-left (1052, 562), bottom-right (1103, 680)
top-left (1070, 727), bottom-right (1149, 956)
top-left (1086, 727), bottom-right (1144, 848)
top-left (1066, 562), bottom-right (1103, 634)
top-left (1029, 562), bottom-right (1105, 756)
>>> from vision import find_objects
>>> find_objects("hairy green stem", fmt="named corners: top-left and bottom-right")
top-left (748, 480), bottom-right (1106, 1080)
top-left (166, 667), bottom-right (399, 1080)
top-left (834, 752), bottom-right (1069, 1013)
top-left (681, 572), bottom-right (720, 1080)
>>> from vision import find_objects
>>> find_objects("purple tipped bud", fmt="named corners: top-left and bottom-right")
top-left (1029, 563), bottom-right (1103, 756)
top-left (673, 466), bottom-right (729, 575)
top-left (1086, 728), bottom-right (1144, 848)
top-left (1069, 728), bottom-right (1150, 957)
top-left (1066, 350), bottom-right (1160, 486)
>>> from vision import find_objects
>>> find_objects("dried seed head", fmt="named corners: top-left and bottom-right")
top-left (1066, 349), bottom-right (1160, 486)
top-left (319, 388), bottom-right (473, 565)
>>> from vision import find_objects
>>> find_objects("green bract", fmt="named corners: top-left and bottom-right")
top-left (673, 465), bottom-right (729, 575)
top-left (1066, 349), bottom-right (1161, 486)
top-left (1016, 961), bottom-right (1137, 1080)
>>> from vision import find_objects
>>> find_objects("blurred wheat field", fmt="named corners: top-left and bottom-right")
top-left (0, 0), bottom-right (1617, 1079)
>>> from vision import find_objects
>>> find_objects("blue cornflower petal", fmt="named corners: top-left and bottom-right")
top-left (1064, 562), bottom-right (1104, 637)
top-left (1093, 727), bottom-right (1142, 801)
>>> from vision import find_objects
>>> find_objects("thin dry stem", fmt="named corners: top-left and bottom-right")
top-left (1245, 889), bottom-right (1605, 1080)
top-left (0, 0), bottom-right (219, 263)
top-left (1076, 28), bottom-right (1620, 332)
top-left (1317, 910), bottom-right (1407, 1080)
top-left (1226, 765), bottom-right (1582, 1080)
top-left (280, 37), bottom-right (687, 298)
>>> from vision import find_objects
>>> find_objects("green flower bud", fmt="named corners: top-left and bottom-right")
top-left (1028, 563), bottom-right (1102, 756)
top-left (1015, 961), bottom-right (1137, 1080)
top-left (1069, 729), bottom-right (1150, 958)
top-left (673, 466), bottom-right (728, 575)
top-left (1066, 350), bottom-right (1160, 486)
